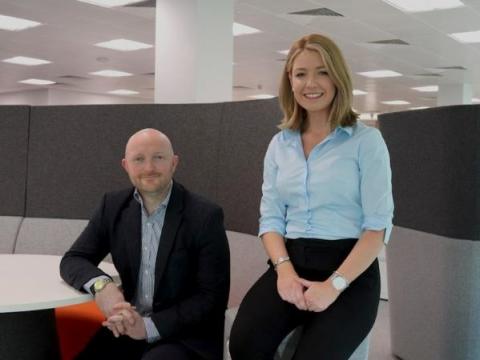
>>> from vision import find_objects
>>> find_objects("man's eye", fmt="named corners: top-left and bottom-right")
top-left (134, 158), bottom-right (144, 163)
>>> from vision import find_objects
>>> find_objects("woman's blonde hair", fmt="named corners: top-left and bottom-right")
top-left (278, 33), bottom-right (358, 131)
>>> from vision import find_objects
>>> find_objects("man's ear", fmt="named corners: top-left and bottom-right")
top-left (172, 155), bottom-right (179, 173)
top-left (121, 158), bottom-right (128, 172)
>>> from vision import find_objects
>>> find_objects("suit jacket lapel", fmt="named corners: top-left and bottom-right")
top-left (154, 182), bottom-right (184, 296)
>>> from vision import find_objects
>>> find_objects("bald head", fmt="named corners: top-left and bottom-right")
top-left (122, 128), bottom-right (179, 201)
top-left (125, 128), bottom-right (174, 158)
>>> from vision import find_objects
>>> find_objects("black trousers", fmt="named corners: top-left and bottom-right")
top-left (75, 326), bottom-right (204, 360)
top-left (229, 238), bottom-right (380, 360)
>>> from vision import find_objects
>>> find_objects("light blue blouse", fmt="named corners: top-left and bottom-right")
top-left (259, 121), bottom-right (394, 243)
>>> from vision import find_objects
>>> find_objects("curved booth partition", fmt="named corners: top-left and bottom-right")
top-left (379, 105), bottom-right (480, 360)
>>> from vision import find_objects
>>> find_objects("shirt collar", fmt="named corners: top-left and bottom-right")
top-left (133, 181), bottom-right (172, 213)
top-left (282, 124), bottom-right (353, 146)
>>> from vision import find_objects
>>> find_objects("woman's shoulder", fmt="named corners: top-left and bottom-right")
top-left (351, 121), bottom-right (383, 142)
top-left (272, 128), bottom-right (299, 144)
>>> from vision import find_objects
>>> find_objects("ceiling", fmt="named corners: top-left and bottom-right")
top-left (1, 0), bottom-right (480, 114)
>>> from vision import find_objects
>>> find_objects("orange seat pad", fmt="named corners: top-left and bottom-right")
top-left (55, 301), bottom-right (104, 360)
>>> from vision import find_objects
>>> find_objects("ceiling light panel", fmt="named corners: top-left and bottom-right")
top-left (76, 0), bottom-right (146, 8)
top-left (233, 22), bottom-right (261, 36)
top-left (412, 85), bottom-right (439, 92)
top-left (472, 98), bottom-right (480, 103)
top-left (410, 106), bottom-right (429, 110)
top-left (357, 70), bottom-right (402, 78)
top-left (382, 100), bottom-right (410, 105)
top-left (449, 30), bottom-right (480, 43)
top-left (249, 94), bottom-right (275, 99)
top-left (108, 89), bottom-right (139, 95)
top-left (90, 69), bottom-right (132, 77)
top-left (2, 56), bottom-right (51, 66)
top-left (19, 78), bottom-right (56, 85)
top-left (353, 89), bottom-right (368, 95)
top-left (382, 0), bottom-right (464, 12)
top-left (95, 39), bottom-right (153, 51)
top-left (0, 14), bottom-right (42, 31)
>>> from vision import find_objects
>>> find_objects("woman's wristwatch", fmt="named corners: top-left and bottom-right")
top-left (331, 271), bottom-right (349, 291)
top-left (273, 256), bottom-right (291, 270)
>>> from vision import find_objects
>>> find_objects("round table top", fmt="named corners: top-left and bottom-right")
top-left (0, 254), bottom-right (118, 313)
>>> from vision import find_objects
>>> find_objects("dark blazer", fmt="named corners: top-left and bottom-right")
top-left (60, 181), bottom-right (230, 360)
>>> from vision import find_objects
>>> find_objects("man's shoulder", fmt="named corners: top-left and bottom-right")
top-left (101, 187), bottom-right (136, 210)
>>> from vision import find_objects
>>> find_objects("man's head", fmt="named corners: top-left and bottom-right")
top-left (122, 128), bottom-right (179, 199)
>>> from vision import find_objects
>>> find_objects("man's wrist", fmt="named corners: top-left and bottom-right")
top-left (90, 277), bottom-right (113, 296)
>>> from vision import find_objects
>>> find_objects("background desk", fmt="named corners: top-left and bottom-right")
top-left (0, 254), bottom-right (117, 360)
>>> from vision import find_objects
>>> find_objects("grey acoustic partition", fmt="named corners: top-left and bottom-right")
top-left (217, 99), bottom-right (281, 234)
top-left (379, 105), bottom-right (480, 360)
top-left (0, 106), bottom-right (30, 216)
top-left (26, 103), bottom-right (223, 220)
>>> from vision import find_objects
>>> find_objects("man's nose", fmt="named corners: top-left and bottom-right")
top-left (144, 159), bottom-right (155, 171)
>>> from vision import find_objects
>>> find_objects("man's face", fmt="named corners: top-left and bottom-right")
top-left (122, 131), bottom-right (178, 198)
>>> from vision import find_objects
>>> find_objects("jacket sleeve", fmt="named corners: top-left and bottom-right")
top-left (60, 194), bottom-right (113, 291)
top-left (150, 206), bottom-right (230, 338)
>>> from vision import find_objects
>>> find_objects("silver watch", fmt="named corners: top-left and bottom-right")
top-left (331, 271), bottom-right (349, 291)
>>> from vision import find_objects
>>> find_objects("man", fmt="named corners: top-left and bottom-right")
top-left (60, 128), bottom-right (230, 360)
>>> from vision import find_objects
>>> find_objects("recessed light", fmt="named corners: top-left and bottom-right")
top-left (0, 14), bottom-right (42, 31)
top-left (409, 106), bottom-right (429, 110)
top-left (76, 0), bottom-right (146, 7)
top-left (19, 78), bottom-right (56, 85)
top-left (249, 94), bottom-right (275, 100)
top-left (233, 23), bottom-right (261, 36)
top-left (412, 85), bottom-right (439, 92)
top-left (95, 39), bottom-right (153, 51)
top-left (277, 50), bottom-right (289, 56)
top-left (382, 100), bottom-right (410, 105)
top-left (353, 89), bottom-right (368, 96)
top-left (108, 89), bottom-right (139, 95)
top-left (382, 0), bottom-right (464, 12)
top-left (2, 56), bottom-right (51, 66)
top-left (449, 30), bottom-right (480, 43)
top-left (90, 69), bottom-right (132, 77)
top-left (357, 70), bottom-right (402, 78)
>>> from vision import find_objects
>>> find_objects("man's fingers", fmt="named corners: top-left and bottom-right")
top-left (113, 301), bottom-right (133, 311)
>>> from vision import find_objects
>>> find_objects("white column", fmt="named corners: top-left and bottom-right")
top-left (154, 0), bottom-right (233, 103)
top-left (437, 83), bottom-right (472, 106)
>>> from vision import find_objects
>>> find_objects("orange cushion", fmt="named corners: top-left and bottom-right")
top-left (55, 301), bottom-right (104, 360)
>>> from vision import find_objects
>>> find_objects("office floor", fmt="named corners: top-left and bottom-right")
top-left (369, 300), bottom-right (398, 360)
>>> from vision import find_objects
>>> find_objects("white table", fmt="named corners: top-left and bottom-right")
top-left (0, 254), bottom-right (118, 360)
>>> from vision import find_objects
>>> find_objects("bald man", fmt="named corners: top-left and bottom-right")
top-left (60, 129), bottom-right (230, 360)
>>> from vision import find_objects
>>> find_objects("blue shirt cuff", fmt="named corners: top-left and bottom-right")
top-left (143, 317), bottom-right (161, 343)
top-left (362, 216), bottom-right (393, 244)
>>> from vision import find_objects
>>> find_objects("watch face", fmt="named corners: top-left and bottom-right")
top-left (332, 276), bottom-right (347, 290)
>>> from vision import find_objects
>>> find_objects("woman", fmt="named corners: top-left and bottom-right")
top-left (229, 33), bottom-right (394, 360)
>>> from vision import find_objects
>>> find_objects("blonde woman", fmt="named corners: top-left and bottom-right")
top-left (229, 34), bottom-right (393, 360)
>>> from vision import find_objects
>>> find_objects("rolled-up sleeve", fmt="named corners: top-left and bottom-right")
top-left (359, 129), bottom-right (394, 243)
top-left (259, 136), bottom-right (287, 238)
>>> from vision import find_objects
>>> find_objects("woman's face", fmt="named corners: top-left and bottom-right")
top-left (289, 49), bottom-right (336, 118)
